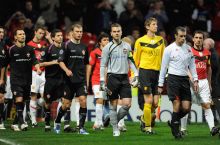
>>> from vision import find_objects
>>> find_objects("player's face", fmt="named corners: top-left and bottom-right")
top-left (35, 28), bottom-right (45, 40)
top-left (146, 21), bottom-right (158, 33)
top-left (0, 28), bottom-right (4, 40)
top-left (175, 30), bottom-right (186, 46)
top-left (193, 33), bottom-right (203, 48)
top-left (99, 37), bottom-right (109, 48)
top-left (15, 30), bottom-right (26, 43)
top-left (72, 27), bottom-right (83, 41)
top-left (53, 32), bottom-right (63, 44)
top-left (111, 26), bottom-right (122, 41)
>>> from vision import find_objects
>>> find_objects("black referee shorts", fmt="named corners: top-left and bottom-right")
top-left (106, 73), bottom-right (131, 100)
top-left (44, 78), bottom-right (65, 103)
top-left (167, 74), bottom-right (191, 101)
top-left (139, 68), bottom-right (159, 95)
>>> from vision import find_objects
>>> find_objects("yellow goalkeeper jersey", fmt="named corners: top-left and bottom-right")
top-left (133, 35), bottom-right (165, 71)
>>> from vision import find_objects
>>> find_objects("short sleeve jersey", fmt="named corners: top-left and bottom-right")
top-left (89, 48), bottom-right (102, 86)
top-left (6, 45), bottom-right (38, 85)
top-left (191, 47), bottom-right (211, 80)
top-left (133, 35), bottom-right (165, 71)
top-left (59, 40), bottom-right (89, 83)
top-left (27, 40), bottom-right (48, 71)
top-left (41, 44), bottom-right (64, 80)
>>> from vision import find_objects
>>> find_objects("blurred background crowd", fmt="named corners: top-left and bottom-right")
top-left (0, 0), bottom-right (220, 54)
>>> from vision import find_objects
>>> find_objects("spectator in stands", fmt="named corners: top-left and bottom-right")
top-left (119, 0), bottom-right (144, 36)
top-left (23, 0), bottom-right (39, 23)
top-left (145, 0), bottom-right (169, 32)
top-left (192, 0), bottom-right (212, 34)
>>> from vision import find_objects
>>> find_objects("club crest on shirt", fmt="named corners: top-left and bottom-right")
top-left (37, 44), bottom-right (42, 48)
top-left (59, 49), bottom-right (64, 54)
top-left (41, 51), bottom-right (45, 56)
top-left (199, 52), bottom-right (203, 56)
top-left (27, 53), bottom-right (30, 58)
top-left (123, 48), bottom-right (128, 54)
top-left (82, 50), bottom-right (85, 55)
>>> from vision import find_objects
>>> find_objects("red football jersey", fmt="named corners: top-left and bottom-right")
top-left (89, 48), bottom-right (102, 86)
top-left (191, 47), bottom-right (211, 80)
top-left (27, 40), bottom-right (48, 71)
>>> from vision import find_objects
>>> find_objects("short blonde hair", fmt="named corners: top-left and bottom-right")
top-left (144, 17), bottom-right (157, 27)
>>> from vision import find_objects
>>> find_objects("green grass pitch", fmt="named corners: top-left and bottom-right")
top-left (0, 122), bottom-right (219, 145)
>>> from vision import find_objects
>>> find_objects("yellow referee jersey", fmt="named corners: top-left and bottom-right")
top-left (133, 35), bottom-right (165, 71)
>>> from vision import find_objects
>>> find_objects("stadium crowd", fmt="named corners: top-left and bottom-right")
top-left (0, 0), bottom-right (219, 139)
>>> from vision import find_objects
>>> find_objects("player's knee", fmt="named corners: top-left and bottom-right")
top-left (123, 105), bottom-right (130, 111)
top-left (202, 103), bottom-right (211, 109)
top-left (110, 105), bottom-right (117, 111)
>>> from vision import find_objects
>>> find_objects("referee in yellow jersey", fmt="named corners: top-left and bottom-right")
top-left (133, 17), bottom-right (165, 134)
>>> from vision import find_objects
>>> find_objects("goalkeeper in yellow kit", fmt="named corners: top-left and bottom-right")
top-left (133, 17), bottom-right (165, 134)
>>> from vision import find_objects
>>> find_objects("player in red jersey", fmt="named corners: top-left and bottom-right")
top-left (27, 25), bottom-right (52, 127)
top-left (87, 33), bottom-right (109, 130)
top-left (181, 31), bottom-right (219, 137)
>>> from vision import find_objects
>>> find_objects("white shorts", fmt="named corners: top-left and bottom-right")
top-left (31, 71), bottom-right (45, 94)
top-left (4, 76), bottom-right (12, 99)
top-left (191, 79), bottom-right (212, 104)
top-left (92, 85), bottom-right (107, 100)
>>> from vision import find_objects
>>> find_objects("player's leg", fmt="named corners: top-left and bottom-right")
top-left (30, 71), bottom-right (39, 127)
top-left (77, 84), bottom-right (89, 135)
top-left (117, 76), bottom-right (132, 133)
top-left (117, 99), bottom-right (126, 132)
top-left (74, 97), bottom-right (80, 128)
top-left (93, 85), bottom-right (104, 130)
top-left (0, 84), bottom-right (6, 129)
top-left (199, 80), bottom-right (219, 136)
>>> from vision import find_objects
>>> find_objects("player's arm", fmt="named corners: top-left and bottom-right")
top-left (100, 45), bottom-right (109, 82)
top-left (133, 40), bottom-right (142, 67)
top-left (0, 67), bottom-right (6, 85)
top-left (86, 51), bottom-right (95, 88)
top-left (189, 54), bottom-right (199, 92)
top-left (30, 47), bottom-right (41, 75)
top-left (207, 57), bottom-right (212, 91)
top-left (40, 48), bottom-right (59, 67)
top-left (158, 47), bottom-right (171, 93)
top-left (58, 49), bottom-right (72, 77)
top-left (84, 48), bottom-right (90, 88)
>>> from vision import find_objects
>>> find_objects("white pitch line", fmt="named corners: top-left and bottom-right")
top-left (0, 138), bottom-right (20, 145)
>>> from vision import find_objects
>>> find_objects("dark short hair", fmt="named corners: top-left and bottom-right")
top-left (193, 30), bottom-right (204, 39)
top-left (14, 29), bottom-right (24, 36)
top-left (97, 32), bottom-right (109, 43)
top-left (175, 26), bottom-right (186, 35)
top-left (34, 25), bottom-right (46, 32)
top-left (51, 29), bottom-right (62, 38)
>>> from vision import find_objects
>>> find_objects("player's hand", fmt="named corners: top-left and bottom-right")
top-left (193, 81), bottom-right (199, 93)
top-left (130, 76), bottom-right (139, 88)
top-left (100, 81), bottom-right (106, 91)
top-left (66, 69), bottom-right (73, 77)
top-left (158, 86), bottom-right (163, 94)
top-left (0, 79), bottom-right (4, 85)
